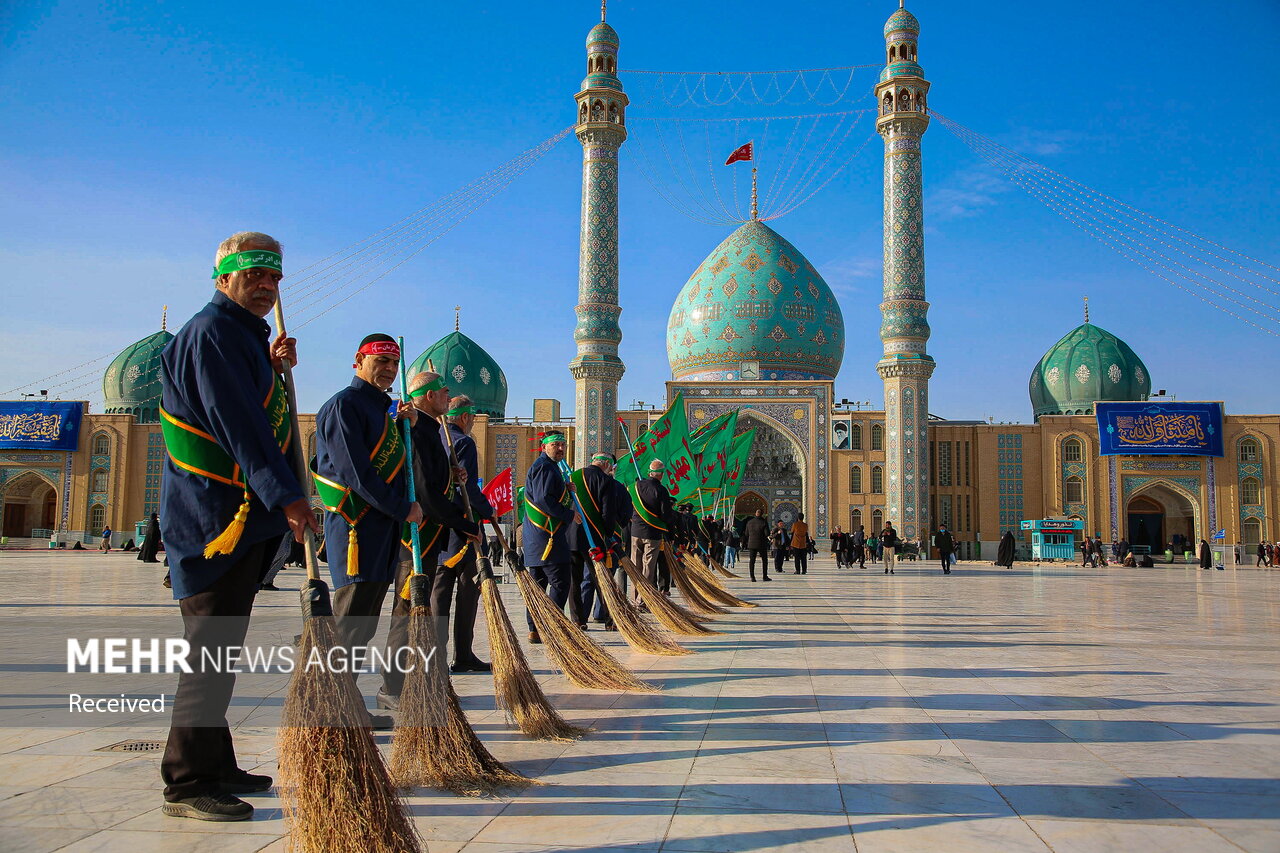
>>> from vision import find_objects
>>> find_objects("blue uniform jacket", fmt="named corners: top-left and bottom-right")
top-left (441, 422), bottom-right (492, 559)
top-left (570, 465), bottom-right (616, 553)
top-left (160, 291), bottom-right (303, 600)
top-left (610, 477), bottom-right (634, 538)
top-left (521, 453), bottom-right (574, 567)
top-left (315, 377), bottom-right (411, 588)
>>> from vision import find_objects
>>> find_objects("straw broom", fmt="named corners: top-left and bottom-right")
top-left (482, 522), bottom-right (590, 740)
top-left (618, 554), bottom-right (720, 636)
top-left (679, 549), bottom-right (758, 609)
top-left (664, 546), bottom-right (728, 616)
top-left (393, 355), bottom-right (533, 793)
top-left (272, 301), bottom-right (420, 853)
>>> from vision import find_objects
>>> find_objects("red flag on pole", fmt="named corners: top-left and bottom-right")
top-left (482, 466), bottom-right (514, 517)
top-left (724, 142), bottom-right (753, 165)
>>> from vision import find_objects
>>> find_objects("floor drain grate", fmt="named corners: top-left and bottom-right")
top-left (96, 740), bottom-right (164, 752)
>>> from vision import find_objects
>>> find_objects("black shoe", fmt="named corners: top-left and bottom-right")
top-left (603, 622), bottom-right (617, 631)
top-left (763, 576), bottom-right (772, 582)
top-left (375, 688), bottom-right (400, 711)
top-left (451, 657), bottom-right (492, 673)
top-left (259, 582), bottom-right (280, 591)
top-left (528, 631), bottom-right (542, 644)
top-left (162, 575), bottom-right (171, 589)
top-left (890, 569), bottom-right (895, 574)
top-left (219, 770), bottom-right (272, 794)
top-left (163, 793), bottom-right (253, 822)
top-left (750, 576), bottom-right (757, 582)
top-left (368, 713), bottom-right (394, 730)
top-left (577, 623), bottom-right (589, 632)
top-left (884, 568), bottom-right (889, 574)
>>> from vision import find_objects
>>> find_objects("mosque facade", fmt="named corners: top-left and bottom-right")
top-left (1, 6), bottom-right (1278, 557)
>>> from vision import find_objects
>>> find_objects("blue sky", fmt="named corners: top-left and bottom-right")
top-left (2, 0), bottom-right (1278, 422)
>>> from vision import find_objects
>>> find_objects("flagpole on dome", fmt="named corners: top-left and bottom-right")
top-left (750, 138), bottom-right (759, 221)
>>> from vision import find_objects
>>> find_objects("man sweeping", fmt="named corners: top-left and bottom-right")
top-left (436, 394), bottom-right (494, 673)
top-left (520, 432), bottom-right (575, 643)
top-left (159, 231), bottom-right (319, 821)
top-left (313, 334), bottom-right (422, 726)
top-left (631, 459), bottom-right (677, 594)
top-left (376, 371), bottom-right (479, 711)
top-left (569, 453), bottom-right (619, 630)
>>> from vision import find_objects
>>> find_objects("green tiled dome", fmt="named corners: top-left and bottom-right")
top-left (1029, 322), bottom-right (1151, 420)
top-left (667, 220), bottom-right (844, 381)
top-left (407, 330), bottom-right (508, 420)
top-left (103, 329), bottom-right (172, 423)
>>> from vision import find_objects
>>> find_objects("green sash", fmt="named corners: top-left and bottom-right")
top-left (524, 479), bottom-right (569, 561)
top-left (160, 377), bottom-right (291, 487)
top-left (311, 415), bottom-right (405, 525)
top-left (629, 481), bottom-right (669, 534)
top-left (400, 468), bottom-right (453, 553)
top-left (570, 468), bottom-right (609, 546)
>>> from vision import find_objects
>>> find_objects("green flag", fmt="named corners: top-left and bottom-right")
top-left (688, 410), bottom-right (738, 455)
top-left (617, 391), bottom-right (685, 488)
top-left (719, 429), bottom-right (756, 517)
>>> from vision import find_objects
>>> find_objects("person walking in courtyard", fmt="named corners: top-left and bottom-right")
top-left (996, 529), bottom-right (1016, 568)
top-left (790, 513), bottom-right (810, 574)
top-left (723, 526), bottom-right (740, 570)
top-left (1257, 541), bottom-right (1268, 568)
top-left (880, 521), bottom-right (899, 575)
top-left (742, 509), bottom-right (770, 582)
top-left (852, 525), bottom-right (866, 568)
top-left (99, 526), bottom-right (112, 552)
top-left (137, 513), bottom-right (162, 563)
top-left (933, 524), bottom-right (954, 574)
top-left (831, 526), bottom-right (846, 568)
top-left (770, 520), bottom-right (788, 578)
top-left (1198, 538), bottom-right (1212, 570)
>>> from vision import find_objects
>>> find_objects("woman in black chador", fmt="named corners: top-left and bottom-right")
top-left (996, 530), bottom-right (1016, 568)
top-left (1198, 538), bottom-right (1213, 570)
top-left (137, 513), bottom-right (162, 563)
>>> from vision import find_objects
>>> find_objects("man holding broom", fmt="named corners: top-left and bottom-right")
top-left (521, 431), bottom-right (575, 643)
top-left (313, 334), bottom-right (423, 725)
top-left (376, 373), bottom-right (480, 711)
top-left (631, 459), bottom-right (678, 595)
top-left (159, 231), bottom-right (319, 821)
top-left (570, 453), bottom-right (620, 630)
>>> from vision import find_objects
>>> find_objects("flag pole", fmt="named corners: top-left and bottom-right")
top-left (750, 137), bottom-right (759, 221)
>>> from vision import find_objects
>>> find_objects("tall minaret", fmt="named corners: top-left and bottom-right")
top-left (569, 4), bottom-right (628, 465)
top-left (875, 2), bottom-right (934, 541)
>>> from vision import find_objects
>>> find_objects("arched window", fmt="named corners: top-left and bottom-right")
top-left (898, 90), bottom-right (911, 110)
top-left (882, 92), bottom-right (893, 114)
top-left (889, 45), bottom-right (897, 60)
top-left (591, 99), bottom-right (604, 121)
top-left (1064, 476), bottom-right (1084, 504)
top-left (608, 102), bottom-right (620, 123)
top-left (1241, 477), bottom-right (1261, 505)
top-left (91, 469), bottom-right (108, 493)
top-left (1242, 517), bottom-right (1262, 546)
top-left (1063, 437), bottom-right (1083, 463)
top-left (579, 103), bottom-right (588, 123)
top-left (849, 465), bottom-right (863, 494)
top-left (92, 433), bottom-right (110, 455)
top-left (871, 465), bottom-right (884, 494)
top-left (851, 509), bottom-right (862, 531)
top-left (850, 423), bottom-right (862, 450)
top-left (88, 504), bottom-right (106, 536)
top-left (871, 424), bottom-right (884, 451)
top-left (872, 509), bottom-right (883, 532)
top-left (1239, 436), bottom-right (1261, 463)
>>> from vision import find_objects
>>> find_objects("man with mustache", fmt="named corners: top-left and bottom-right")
top-left (313, 333), bottom-right (423, 725)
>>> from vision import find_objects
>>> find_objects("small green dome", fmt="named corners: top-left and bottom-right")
top-left (407, 330), bottom-right (508, 420)
top-left (885, 8), bottom-right (920, 37)
top-left (103, 329), bottom-right (173, 423)
top-left (587, 22), bottom-right (619, 48)
top-left (1029, 322), bottom-right (1151, 420)
top-left (667, 220), bottom-right (844, 381)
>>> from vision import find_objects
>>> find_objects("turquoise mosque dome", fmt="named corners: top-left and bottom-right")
top-left (407, 329), bottom-right (508, 420)
top-left (667, 220), bottom-right (845, 382)
top-left (586, 22), bottom-right (619, 48)
top-left (884, 7), bottom-right (920, 36)
top-left (103, 328), bottom-right (173, 423)
top-left (1029, 320), bottom-right (1152, 421)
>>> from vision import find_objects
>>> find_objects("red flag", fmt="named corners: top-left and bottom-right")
top-left (482, 466), bottom-right (514, 517)
top-left (724, 142), bottom-right (753, 165)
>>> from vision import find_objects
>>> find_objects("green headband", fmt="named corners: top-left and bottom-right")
top-left (212, 250), bottom-right (282, 279)
top-left (446, 405), bottom-right (476, 416)
top-left (541, 433), bottom-right (567, 445)
top-left (591, 453), bottom-right (613, 463)
top-left (407, 377), bottom-right (447, 399)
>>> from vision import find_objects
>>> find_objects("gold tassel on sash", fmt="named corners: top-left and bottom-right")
top-left (203, 490), bottom-right (252, 558)
top-left (346, 524), bottom-right (359, 576)
top-left (443, 543), bottom-right (470, 569)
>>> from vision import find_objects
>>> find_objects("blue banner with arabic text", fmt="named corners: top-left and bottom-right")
top-left (1096, 402), bottom-right (1223, 457)
top-left (0, 402), bottom-right (84, 451)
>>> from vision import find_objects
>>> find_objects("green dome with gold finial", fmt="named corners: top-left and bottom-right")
top-left (103, 322), bottom-right (173, 423)
top-left (1029, 313), bottom-right (1152, 421)
top-left (407, 314), bottom-right (508, 420)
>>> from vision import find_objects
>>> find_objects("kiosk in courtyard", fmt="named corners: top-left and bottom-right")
top-left (1021, 518), bottom-right (1084, 561)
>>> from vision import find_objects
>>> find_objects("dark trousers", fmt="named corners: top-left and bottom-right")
top-left (527, 562), bottom-right (571, 631)
top-left (162, 538), bottom-right (275, 801)
top-left (433, 543), bottom-right (481, 665)
top-left (773, 549), bottom-right (786, 576)
top-left (382, 544), bottom-right (441, 697)
top-left (792, 547), bottom-right (808, 574)
top-left (941, 550), bottom-right (952, 572)
top-left (746, 547), bottom-right (768, 580)
top-left (568, 551), bottom-right (596, 627)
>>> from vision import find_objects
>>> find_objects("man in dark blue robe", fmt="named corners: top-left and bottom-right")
top-left (569, 453), bottom-right (618, 629)
top-left (314, 334), bottom-right (422, 722)
top-left (521, 432), bottom-right (574, 642)
top-left (158, 231), bottom-right (318, 822)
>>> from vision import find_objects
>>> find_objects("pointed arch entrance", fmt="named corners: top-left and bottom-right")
top-left (1126, 480), bottom-right (1199, 551)
top-left (2, 471), bottom-right (59, 538)
top-left (737, 410), bottom-right (806, 527)
top-left (735, 490), bottom-right (767, 522)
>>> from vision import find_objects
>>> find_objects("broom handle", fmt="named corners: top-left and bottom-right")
top-left (396, 337), bottom-right (424, 577)
top-left (426, 359), bottom-right (478, 535)
top-left (557, 459), bottom-right (603, 554)
top-left (271, 296), bottom-right (321, 583)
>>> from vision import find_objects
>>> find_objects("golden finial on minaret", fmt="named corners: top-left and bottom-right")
top-left (601, 0), bottom-right (607, 21)
top-left (1084, 296), bottom-right (1090, 324)
top-left (750, 167), bottom-right (759, 220)
top-left (454, 305), bottom-right (461, 332)
top-left (161, 305), bottom-right (168, 331)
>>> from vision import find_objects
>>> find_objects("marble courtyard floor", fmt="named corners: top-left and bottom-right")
top-left (1, 551), bottom-right (1278, 852)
